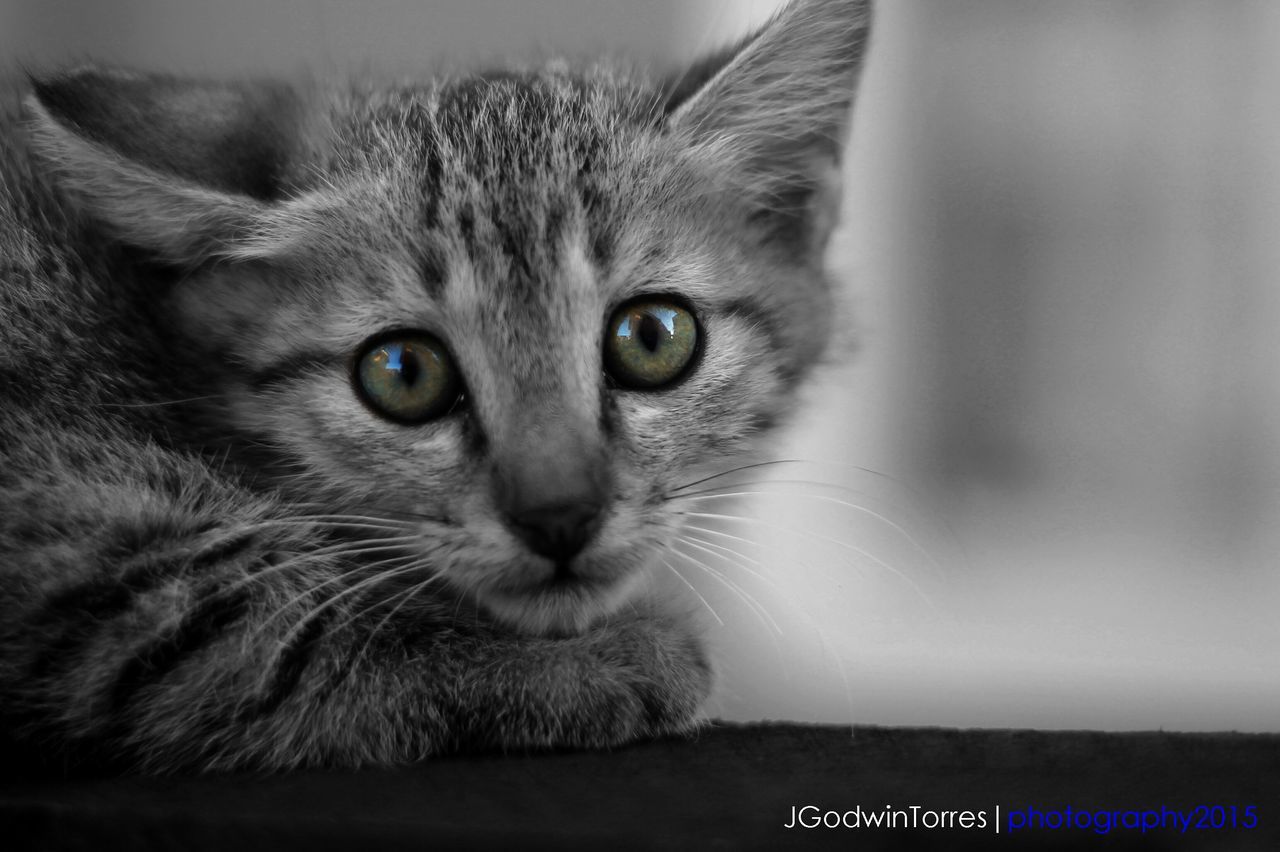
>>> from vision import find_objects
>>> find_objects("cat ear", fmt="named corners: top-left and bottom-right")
top-left (25, 67), bottom-right (316, 265)
top-left (665, 0), bottom-right (872, 250)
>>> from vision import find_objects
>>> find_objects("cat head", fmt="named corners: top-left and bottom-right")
top-left (26, 0), bottom-right (871, 635)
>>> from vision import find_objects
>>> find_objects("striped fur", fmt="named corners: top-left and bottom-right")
top-left (0, 0), bottom-right (871, 773)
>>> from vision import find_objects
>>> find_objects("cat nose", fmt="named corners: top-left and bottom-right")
top-left (508, 501), bottom-right (605, 564)
top-left (493, 439), bottom-right (611, 565)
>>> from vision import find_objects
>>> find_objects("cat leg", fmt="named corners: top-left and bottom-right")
top-left (0, 425), bottom-right (709, 773)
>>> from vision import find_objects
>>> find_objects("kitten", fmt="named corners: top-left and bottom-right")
top-left (0, 0), bottom-right (870, 773)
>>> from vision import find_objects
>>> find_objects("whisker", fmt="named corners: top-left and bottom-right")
top-left (666, 546), bottom-right (784, 662)
top-left (813, 611), bottom-right (857, 731)
top-left (288, 501), bottom-right (443, 521)
top-left (251, 523), bottom-right (420, 542)
top-left (219, 551), bottom-right (331, 601)
top-left (666, 459), bottom-right (814, 494)
top-left (683, 526), bottom-right (860, 728)
top-left (298, 537), bottom-right (420, 560)
top-left (675, 532), bottom-right (786, 599)
top-left (250, 552), bottom-right (420, 644)
top-left (345, 570), bottom-right (446, 667)
top-left (667, 478), bottom-right (917, 521)
top-left (677, 522), bottom-right (764, 554)
top-left (679, 528), bottom-right (764, 566)
top-left (668, 541), bottom-right (784, 640)
top-left (670, 489), bottom-right (944, 577)
top-left (448, 575), bottom-right (473, 630)
top-left (667, 458), bottom-right (914, 494)
top-left (676, 509), bottom-right (940, 612)
top-left (262, 516), bottom-right (416, 530)
top-left (224, 538), bottom-right (419, 591)
top-left (268, 513), bottom-right (422, 529)
top-left (670, 458), bottom-right (970, 569)
top-left (657, 557), bottom-right (725, 627)
top-left (683, 521), bottom-right (843, 626)
top-left (273, 556), bottom-right (429, 649)
top-left (93, 394), bottom-right (226, 410)
top-left (212, 528), bottom-right (411, 601)
top-left (224, 531), bottom-right (449, 617)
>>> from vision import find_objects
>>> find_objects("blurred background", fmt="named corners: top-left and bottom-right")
top-left (4, 0), bottom-right (1277, 731)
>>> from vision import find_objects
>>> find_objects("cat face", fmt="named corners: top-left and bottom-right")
top-left (27, 0), bottom-right (870, 635)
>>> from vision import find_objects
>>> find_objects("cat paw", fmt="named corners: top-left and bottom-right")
top-left (560, 607), bottom-right (714, 747)
top-left (454, 606), bottom-right (711, 752)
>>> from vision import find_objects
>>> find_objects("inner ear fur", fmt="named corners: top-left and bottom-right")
top-left (30, 68), bottom-right (304, 200)
top-left (25, 67), bottom-right (316, 265)
top-left (665, 0), bottom-right (872, 248)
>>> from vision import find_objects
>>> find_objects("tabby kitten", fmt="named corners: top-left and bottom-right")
top-left (0, 0), bottom-right (870, 773)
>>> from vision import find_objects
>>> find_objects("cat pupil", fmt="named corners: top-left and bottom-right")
top-left (399, 352), bottom-right (421, 387)
top-left (638, 314), bottom-right (663, 353)
top-left (386, 344), bottom-right (421, 387)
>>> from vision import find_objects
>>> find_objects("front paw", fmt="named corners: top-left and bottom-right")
top-left (584, 608), bottom-right (713, 742)
top-left (464, 607), bottom-right (712, 752)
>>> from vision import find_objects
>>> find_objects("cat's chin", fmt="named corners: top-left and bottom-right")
top-left (476, 571), bottom-right (646, 637)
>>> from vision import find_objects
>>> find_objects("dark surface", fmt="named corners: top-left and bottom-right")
top-left (3, 722), bottom-right (1278, 850)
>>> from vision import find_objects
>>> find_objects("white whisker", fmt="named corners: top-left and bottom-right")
top-left (250, 552), bottom-right (421, 644)
top-left (257, 518), bottom-right (419, 535)
top-left (670, 488), bottom-right (944, 577)
top-left (276, 557), bottom-right (427, 645)
top-left (676, 509), bottom-right (939, 612)
top-left (675, 532), bottom-right (786, 601)
top-left (669, 541), bottom-right (783, 637)
top-left (346, 570), bottom-right (446, 667)
top-left (657, 557), bottom-right (725, 627)
top-left (93, 394), bottom-right (225, 410)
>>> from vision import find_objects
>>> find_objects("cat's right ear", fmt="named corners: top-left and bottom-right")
top-left (25, 68), bottom-right (325, 266)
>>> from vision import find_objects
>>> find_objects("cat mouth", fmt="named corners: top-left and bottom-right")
top-left (476, 569), bottom-right (643, 636)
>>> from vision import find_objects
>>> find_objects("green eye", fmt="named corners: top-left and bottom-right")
top-left (355, 333), bottom-right (460, 423)
top-left (604, 298), bottom-right (699, 388)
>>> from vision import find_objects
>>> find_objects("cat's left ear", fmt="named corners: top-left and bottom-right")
top-left (665, 0), bottom-right (872, 253)
top-left (25, 67), bottom-right (324, 265)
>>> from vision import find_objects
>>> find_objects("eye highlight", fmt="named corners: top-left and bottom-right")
top-left (354, 333), bottom-right (460, 423)
top-left (604, 298), bottom-right (699, 388)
